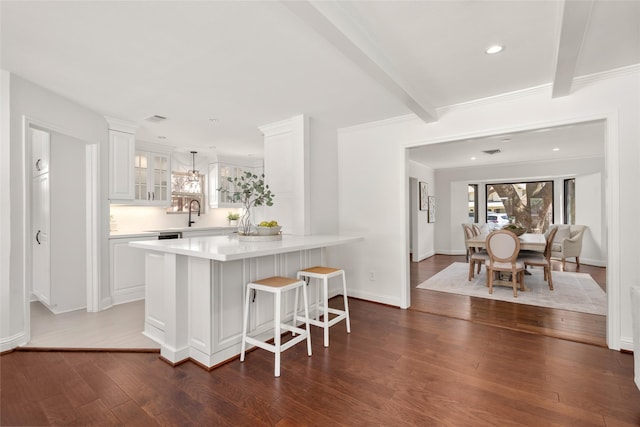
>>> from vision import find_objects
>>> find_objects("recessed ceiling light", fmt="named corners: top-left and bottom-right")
top-left (209, 118), bottom-right (219, 124)
top-left (470, 157), bottom-right (476, 161)
top-left (502, 138), bottom-right (511, 142)
top-left (552, 147), bottom-right (560, 151)
top-left (158, 136), bottom-right (167, 139)
top-left (485, 45), bottom-right (504, 54)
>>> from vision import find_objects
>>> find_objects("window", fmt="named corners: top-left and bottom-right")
top-left (564, 178), bottom-right (575, 224)
top-left (485, 181), bottom-right (553, 232)
top-left (167, 172), bottom-right (205, 213)
top-left (468, 184), bottom-right (478, 223)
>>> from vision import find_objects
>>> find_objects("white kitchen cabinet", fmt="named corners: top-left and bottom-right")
top-left (32, 173), bottom-right (51, 304)
top-left (134, 150), bottom-right (171, 206)
top-left (109, 129), bottom-right (136, 200)
top-left (143, 251), bottom-right (166, 344)
top-left (31, 127), bottom-right (50, 177)
top-left (208, 160), bottom-right (263, 208)
top-left (109, 236), bottom-right (149, 305)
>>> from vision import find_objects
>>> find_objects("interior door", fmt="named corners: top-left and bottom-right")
top-left (32, 172), bottom-right (50, 304)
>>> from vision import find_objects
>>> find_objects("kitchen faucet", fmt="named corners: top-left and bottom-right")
top-left (188, 199), bottom-right (201, 227)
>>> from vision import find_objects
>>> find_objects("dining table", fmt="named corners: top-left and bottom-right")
top-left (466, 232), bottom-right (546, 252)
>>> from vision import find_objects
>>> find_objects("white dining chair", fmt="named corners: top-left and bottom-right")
top-left (485, 230), bottom-right (525, 297)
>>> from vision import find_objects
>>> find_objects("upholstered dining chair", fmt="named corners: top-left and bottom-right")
top-left (462, 224), bottom-right (473, 262)
top-left (465, 225), bottom-right (489, 281)
top-left (517, 227), bottom-right (558, 290)
top-left (485, 230), bottom-right (525, 297)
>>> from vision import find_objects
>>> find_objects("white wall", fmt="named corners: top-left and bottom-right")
top-left (49, 131), bottom-right (87, 312)
top-left (409, 161), bottom-right (435, 261)
top-left (1, 72), bottom-right (108, 350)
top-left (1, 70), bottom-right (12, 344)
top-left (309, 117), bottom-right (339, 234)
top-left (110, 205), bottom-right (234, 232)
top-left (335, 67), bottom-right (640, 350)
top-left (575, 172), bottom-right (605, 266)
top-left (434, 156), bottom-right (606, 266)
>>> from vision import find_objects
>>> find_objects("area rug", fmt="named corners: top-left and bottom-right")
top-left (416, 262), bottom-right (606, 315)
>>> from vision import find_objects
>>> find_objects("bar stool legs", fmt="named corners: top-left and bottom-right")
top-left (296, 266), bottom-right (350, 347)
top-left (240, 276), bottom-right (311, 377)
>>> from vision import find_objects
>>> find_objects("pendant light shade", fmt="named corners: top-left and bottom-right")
top-left (188, 151), bottom-right (199, 182)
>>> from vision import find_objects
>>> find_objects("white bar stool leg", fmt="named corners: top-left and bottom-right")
top-left (240, 285), bottom-right (251, 362)
top-left (322, 276), bottom-right (330, 347)
top-left (342, 270), bottom-right (351, 334)
top-left (274, 288), bottom-right (282, 377)
top-left (302, 282), bottom-right (312, 356)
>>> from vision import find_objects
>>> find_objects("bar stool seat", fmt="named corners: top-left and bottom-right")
top-left (240, 276), bottom-right (311, 377)
top-left (295, 266), bottom-right (350, 347)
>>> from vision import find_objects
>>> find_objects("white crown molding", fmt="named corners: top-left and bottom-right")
top-left (104, 116), bottom-right (137, 134)
top-left (258, 116), bottom-right (297, 137)
top-left (573, 63), bottom-right (640, 89)
top-left (338, 113), bottom-right (419, 135)
top-left (339, 64), bottom-right (640, 135)
top-left (437, 83), bottom-right (554, 116)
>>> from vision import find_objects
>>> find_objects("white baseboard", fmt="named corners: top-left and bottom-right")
top-left (100, 296), bottom-right (113, 311)
top-left (619, 336), bottom-right (634, 352)
top-left (413, 250), bottom-right (435, 262)
top-left (434, 249), bottom-right (467, 256)
top-left (347, 288), bottom-right (401, 308)
top-left (575, 257), bottom-right (607, 268)
top-left (112, 287), bottom-right (145, 306)
top-left (0, 331), bottom-right (28, 352)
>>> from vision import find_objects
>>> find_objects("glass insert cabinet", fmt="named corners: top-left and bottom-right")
top-left (134, 150), bottom-right (171, 206)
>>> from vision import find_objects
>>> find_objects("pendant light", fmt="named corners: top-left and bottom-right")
top-left (188, 151), bottom-right (199, 182)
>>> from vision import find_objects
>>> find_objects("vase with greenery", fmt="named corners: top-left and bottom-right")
top-left (218, 172), bottom-right (275, 235)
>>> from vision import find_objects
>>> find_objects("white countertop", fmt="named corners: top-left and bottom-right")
top-left (129, 234), bottom-right (363, 261)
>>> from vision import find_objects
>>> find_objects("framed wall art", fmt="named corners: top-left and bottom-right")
top-left (419, 182), bottom-right (428, 211)
top-left (428, 196), bottom-right (436, 223)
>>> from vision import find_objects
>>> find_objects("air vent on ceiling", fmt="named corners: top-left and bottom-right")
top-left (482, 149), bottom-right (501, 155)
top-left (145, 115), bottom-right (167, 122)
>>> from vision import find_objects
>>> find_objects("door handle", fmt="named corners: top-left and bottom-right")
top-left (152, 192), bottom-right (155, 200)
top-left (35, 158), bottom-right (42, 171)
top-left (147, 191), bottom-right (151, 200)
top-left (36, 230), bottom-right (41, 244)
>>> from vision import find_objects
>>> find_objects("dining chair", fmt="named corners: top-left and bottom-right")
top-left (518, 226), bottom-right (558, 290)
top-left (465, 225), bottom-right (489, 281)
top-left (485, 230), bottom-right (525, 297)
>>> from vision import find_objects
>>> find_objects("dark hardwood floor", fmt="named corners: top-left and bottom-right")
top-left (410, 255), bottom-right (607, 347)
top-left (2, 297), bottom-right (639, 426)
top-left (3, 257), bottom-right (635, 426)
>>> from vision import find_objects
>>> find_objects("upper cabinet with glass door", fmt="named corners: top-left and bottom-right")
top-left (208, 158), bottom-right (263, 208)
top-left (134, 149), bottom-right (171, 206)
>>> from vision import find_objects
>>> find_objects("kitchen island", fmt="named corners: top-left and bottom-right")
top-left (129, 234), bottom-right (362, 369)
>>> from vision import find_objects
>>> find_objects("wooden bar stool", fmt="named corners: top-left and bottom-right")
top-left (240, 276), bottom-right (311, 377)
top-left (295, 266), bottom-right (350, 347)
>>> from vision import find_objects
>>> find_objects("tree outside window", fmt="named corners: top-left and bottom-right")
top-left (486, 181), bottom-right (553, 233)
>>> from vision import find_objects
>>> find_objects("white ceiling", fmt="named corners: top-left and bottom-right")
top-left (408, 119), bottom-right (605, 170)
top-left (1, 1), bottom-right (638, 163)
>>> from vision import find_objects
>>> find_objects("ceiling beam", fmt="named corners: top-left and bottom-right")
top-left (281, 0), bottom-right (438, 123)
top-left (552, 0), bottom-right (594, 98)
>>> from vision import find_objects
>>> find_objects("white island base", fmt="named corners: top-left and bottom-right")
top-left (130, 234), bottom-right (361, 369)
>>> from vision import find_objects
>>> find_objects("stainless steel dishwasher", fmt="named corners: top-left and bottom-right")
top-left (157, 231), bottom-right (182, 240)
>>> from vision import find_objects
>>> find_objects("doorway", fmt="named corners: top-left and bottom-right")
top-left (24, 119), bottom-right (99, 344)
top-left (404, 116), bottom-right (615, 346)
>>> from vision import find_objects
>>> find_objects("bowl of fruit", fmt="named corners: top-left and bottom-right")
top-left (255, 220), bottom-right (282, 236)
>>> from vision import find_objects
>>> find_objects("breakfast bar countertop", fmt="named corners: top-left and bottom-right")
top-left (129, 234), bottom-right (363, 262)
